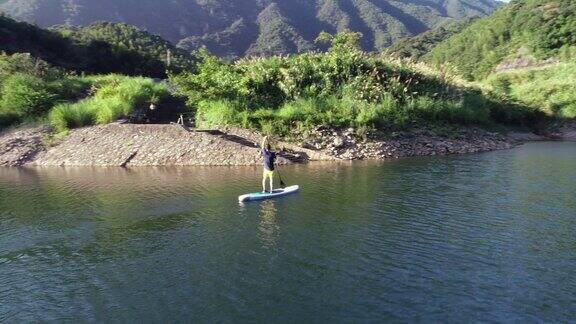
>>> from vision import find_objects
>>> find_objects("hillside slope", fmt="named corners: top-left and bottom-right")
top-left (486, 62), bottom-right (576, 118)
top-left (425, 0), bottom-right (576, 80)
top-left (0, 15), bottom-right (194, 77)
top-left (0, 0), bottom-right (500, 58)
top-left (387, 18), bottom-right (476, 59)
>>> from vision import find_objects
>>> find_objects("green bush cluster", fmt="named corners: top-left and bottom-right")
top-left (0, 52), bottom-right (173, 131)
top-left (172, 32), bottom-right (542, 135)
top-left (195, 94), bottom-right (499, 135)
top-left (0, 53), bottom-right (89, 129)
top-left (49, 76), bottom-right (170, 133)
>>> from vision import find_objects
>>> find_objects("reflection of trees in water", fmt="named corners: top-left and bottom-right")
top-left (258, 200), bottom-right (279, 249)
top-left (0, 166), bottom-right (258, 262)
top-left (0, 167), bottom-right (99, 227)
top-left (0, 162), bottom-right (381, 263)
top-left (13, 166), bottom-right (258, 191)
top-left (0, 166), bottom-right (258, 222)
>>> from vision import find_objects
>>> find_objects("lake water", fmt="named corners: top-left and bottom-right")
top-left (1, 142), bottom-right (575, 322)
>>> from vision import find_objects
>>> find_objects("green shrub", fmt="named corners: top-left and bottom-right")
top-left (0, 54), bottom-right (91, 127)
top-left (51, 77), bottom-right (92, 101)
top-left (0, 111), bottom-right (19, 129)
top-left (0, 53), bottom-right (65, 84)
top-left (195, 100), bottom-right (240, 128)
top-left (0, 73), bottom-right (58, 118)
top-left (48, 75), bottom-right (170, 131)
top-left (277, 98), bottom-right (323, 125)
top-left (170, 32), bottom-right (543, 135)
top-left (321, 95), bottom-right (357, 127)
top-left (49, 101), bottom-right (97, 133)
top-left (355, 95), bottom-right (404, 128)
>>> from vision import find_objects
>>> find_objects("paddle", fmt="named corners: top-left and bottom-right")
top-left (276, 167), bottom-right (286, 188)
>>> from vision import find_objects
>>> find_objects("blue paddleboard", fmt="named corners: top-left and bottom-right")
top-left (239, 185), bottom-right (300, 202)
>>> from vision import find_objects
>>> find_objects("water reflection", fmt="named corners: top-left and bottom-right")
top-left (258, 200), bottom-right (279, 249)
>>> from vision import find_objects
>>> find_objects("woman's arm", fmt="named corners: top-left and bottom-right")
top-left (261, 136), bottom-right (268, 150)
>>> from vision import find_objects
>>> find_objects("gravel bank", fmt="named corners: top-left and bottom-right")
top-left (0, 123), bottom-right (558, 167)
top-left (31, 124), bottom-right (295, 167)
top-left (0, 127), bottom-right (49, 166)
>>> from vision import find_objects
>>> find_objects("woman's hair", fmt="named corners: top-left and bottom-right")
top-left (266, 144), bottom-right (271, 150)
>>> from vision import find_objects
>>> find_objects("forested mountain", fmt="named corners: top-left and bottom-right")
top-left (424, 0), bottom-right (576, 80)
top-left (0, 0), bottom-right (501, 59)
top-left (0, 14), bottom-right (195, 77)
top-left (387, 17), bottom-right (475, 59)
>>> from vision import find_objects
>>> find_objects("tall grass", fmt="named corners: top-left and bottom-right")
top-left (49, 101), bottom-right (97, 131)
top-left (194, 92), bottom-right (497, 136)
top-left (49, 75), bottom-right (170, 132)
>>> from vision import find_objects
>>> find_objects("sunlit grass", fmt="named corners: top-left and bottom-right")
top-left (49, 75), bottom-right (170, 133)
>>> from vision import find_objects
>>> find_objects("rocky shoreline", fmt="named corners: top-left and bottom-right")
top-left (290, 126), bottom-right (517, 160)
top-left (0, 122), bottom-right (571, 167)
top-left (0, 126), bottom-right (49, 167)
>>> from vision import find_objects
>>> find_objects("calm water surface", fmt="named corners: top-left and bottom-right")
top-left (1, 142), bottom-right (575, 322)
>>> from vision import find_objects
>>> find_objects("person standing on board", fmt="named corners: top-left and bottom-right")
top-left (261, 136), bottom-right (277, 193)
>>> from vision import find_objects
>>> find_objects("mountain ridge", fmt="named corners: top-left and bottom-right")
top-left (0, 14), bottom-right (195, 77)
top-left (0, 0), bottom-right (501, 58)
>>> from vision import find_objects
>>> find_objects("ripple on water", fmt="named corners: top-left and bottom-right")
top-left (0, 142), bottom-right (576, 322)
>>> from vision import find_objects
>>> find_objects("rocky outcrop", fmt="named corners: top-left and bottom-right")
top-left (220, 126), bottom-right (336, 161)
top-left (495, 57), bottom-right (559, 73)
top-left (554, 121), bottom-right (576, 141)
top-left (0, 127), bottom-right (48, 166)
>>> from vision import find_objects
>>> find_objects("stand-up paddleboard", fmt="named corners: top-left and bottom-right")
top-left (239, 185), bottom-right (300, 203)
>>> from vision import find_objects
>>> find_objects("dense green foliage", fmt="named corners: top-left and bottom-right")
top-left (0, 53), bottom-right (170, 131)
top-left (171, 33), bottom-right (542, 135)
top-left (1, 0), bottom-right (499, 58)
top-left (486, 63), bottom-right (576, 118)
top-left (5, 0), bottom-right (570, 135)
top-left (49, 75), bottom-right (170, 133)
top-left (0, 53), bottom-right (89, 128)
top-left (0, 14), bottom-right (195, 77)
top-left (425, 0), bottom-right (576, 80)
top-left (53, 22), bottom-right (195, 76)
top-left (388, 18), bottom-right (476, 59)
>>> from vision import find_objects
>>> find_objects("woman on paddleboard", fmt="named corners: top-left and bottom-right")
top-left (261, 136), bottom-right (277, 193)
